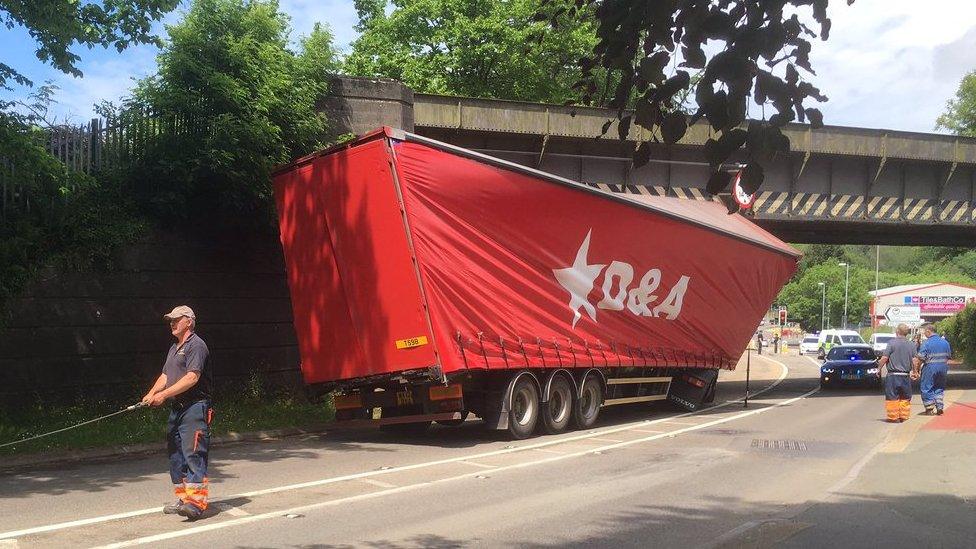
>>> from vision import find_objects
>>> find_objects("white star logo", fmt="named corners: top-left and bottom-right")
top-left (553, 229), bottom-right (605, 329)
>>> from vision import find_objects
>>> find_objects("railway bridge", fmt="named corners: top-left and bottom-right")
top-left (326, 77), bottom-right (976, 245)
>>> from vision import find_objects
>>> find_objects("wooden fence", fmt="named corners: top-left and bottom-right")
top-left (0, 112), bottom-right (201, 220)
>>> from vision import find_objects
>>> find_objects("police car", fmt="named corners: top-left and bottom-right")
top-left (820, 344), bottom-right (881, 389)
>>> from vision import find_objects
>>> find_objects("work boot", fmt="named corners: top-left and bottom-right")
top-left (937, 408), bottom-right (944, 415)
top-left (163, 500), bottom-right (183, 514)
top-left (178, 502), bottom-right (204, 521)
top-left (921, 408), bottom-right (936, 416)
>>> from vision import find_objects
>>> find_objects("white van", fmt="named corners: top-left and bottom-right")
top-left (869, 332), bottom-right (897, 353)
top-left (817, 329), bottom-right (866, 358)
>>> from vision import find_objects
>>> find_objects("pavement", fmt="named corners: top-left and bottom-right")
top-left (2, 351), bottom-right (976, 548)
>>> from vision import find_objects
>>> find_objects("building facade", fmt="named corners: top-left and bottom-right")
top-left (870, 283), bottom-right (976, 327)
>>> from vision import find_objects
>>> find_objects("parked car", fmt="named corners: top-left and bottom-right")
top-left (869, 332), bottom-right (897, 353)
top-left (800, 335), bottom-right (820, 354)
top-left (816, 329), bottom-right (866, 359)
top-left (820, 345), bottom-right (881, 389)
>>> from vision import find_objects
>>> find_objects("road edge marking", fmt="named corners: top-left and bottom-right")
top-left (92, 385), bottom-right (818, 549)
top-left (2, 354), bottom-right (792, 542)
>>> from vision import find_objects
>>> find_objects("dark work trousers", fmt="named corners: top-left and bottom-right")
top-left (884, 374), bottom-right (912, 422)
top-left (168, 399), bottom-right (213, 510)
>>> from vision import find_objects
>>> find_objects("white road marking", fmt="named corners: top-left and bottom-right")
top-left (588, 437), bottom-right (623, 443)
top-left (631, 429), bottom-right (665, 434)
top-left (2, 355), bottom-right (792, 542)
top-left (359, 478), bottom-right (397, 489)
top-left (458, 461), bottom-right (495, 469)
top-left (531, 448), bottom-right (568, 455)
top-left (659, 420), bottom-right (699, 426)
top-left (93, 384), bottom-right (818, 549)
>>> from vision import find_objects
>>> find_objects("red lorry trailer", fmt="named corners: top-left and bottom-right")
top-left (273, 127), bottom-right (800, 439)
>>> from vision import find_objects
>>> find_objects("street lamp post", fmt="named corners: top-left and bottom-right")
top-left (817, 282), bottom-right (826, 332)
top-left (838, 262), bottom-right (850, 329)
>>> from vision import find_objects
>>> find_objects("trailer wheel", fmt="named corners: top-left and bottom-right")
top-left (507, 376), bottom-right (540, 439)
top-left (573, 375), bottom-right (602, 430)
top-left (541, 375), bottom-right (574, 434)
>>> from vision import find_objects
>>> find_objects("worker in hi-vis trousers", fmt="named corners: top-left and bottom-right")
top-left (877, 324), bottom-right (915, 423)
top-left (142, 305), bottom-right (214, 520)
top-left (915, 323), bottom-right (951, 415)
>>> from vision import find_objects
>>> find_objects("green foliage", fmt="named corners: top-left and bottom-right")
top-left (936, 70), bottom-right (976, 137)
top-left (542, 1), bottom-right (845, 198)
top-left (345, 0), bottom-right (599, 103)
top-left (777, 245), bottom-right (976, 333)
top-left (128, 0), bottom-right (337, 223)
top-left (0, 380), bottom-right (334, 457)
top-left (937, 304), bottom-right (976, 367)
top-left (0, 98), bottom-right (144, 315)
top-left (0, 0), bottom-right (179, 88)
top-left (777, 262), bottom-right (872, 332)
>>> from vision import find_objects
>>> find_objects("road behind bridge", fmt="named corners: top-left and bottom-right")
top-left (2, 353), bottom-right (975, 548)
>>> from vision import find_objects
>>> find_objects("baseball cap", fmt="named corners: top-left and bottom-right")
top-left (163, 305), bottom-right (196, 321)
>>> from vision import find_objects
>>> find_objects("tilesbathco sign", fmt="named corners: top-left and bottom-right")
top-left (903, 295), bottom-right (970, 314)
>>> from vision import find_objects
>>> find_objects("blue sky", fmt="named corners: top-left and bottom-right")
top-left (1, 0), bottom-right (975, 134)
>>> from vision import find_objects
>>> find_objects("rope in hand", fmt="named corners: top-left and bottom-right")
top-left (0, 402), bottom-right (146, 450)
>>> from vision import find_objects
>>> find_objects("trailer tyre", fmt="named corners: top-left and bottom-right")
top-left (541, 375), bottom-right (574, 434)
top-left (507, 376), bottom-right (540, 440)
top-left (573, 375), bottom-right (602, 430)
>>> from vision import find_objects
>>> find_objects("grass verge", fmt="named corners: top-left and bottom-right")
top-left (0, 391), bottom-right (334, 458)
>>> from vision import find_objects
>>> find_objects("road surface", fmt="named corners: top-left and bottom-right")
top-left (2, 352), bottom-right (975, 548)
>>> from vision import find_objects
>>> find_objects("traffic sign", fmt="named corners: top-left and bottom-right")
top-left (732, 170), bottom-right (755, 209)
top-left (885, 305), bottom-right (921, 323)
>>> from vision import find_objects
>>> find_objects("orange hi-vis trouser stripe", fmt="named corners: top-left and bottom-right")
top-left (885, 399), bottom-right (911, 422)
top-left (174, 481), bottom-right (187, 503)
top-left (184, 479), bottom-right (209, 511)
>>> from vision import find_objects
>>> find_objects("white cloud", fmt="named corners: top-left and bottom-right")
top-left (48, 45), bottom-right (158, 123)
top-left (808, 0), bottom-right (976, 132)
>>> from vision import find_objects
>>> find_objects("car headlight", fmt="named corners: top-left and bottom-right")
top-left (822, 368), bottom-right (834, 373)
top-left (866, 368), bottom-right (879, 374)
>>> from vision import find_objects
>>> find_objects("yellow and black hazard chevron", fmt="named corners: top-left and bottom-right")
top-left (829, 195), bottom-right (865, 218)
top-left (790, 193), bottom-right (830, 217)
top-left (752, 191), bottom-right (789, 215)
top-left (902, 198), bottom-right (934, 222)
top-left (939, 200), bottom-right (970, 223)
top-left (866, 196), bottom-right (900, 220)
top-left (589, 182), bottom-right (668, 196)
top-left (670, 187), bottom-right (708, 200)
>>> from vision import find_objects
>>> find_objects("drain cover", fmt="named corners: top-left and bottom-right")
top-left (751, 439), bottom-right (808, 451)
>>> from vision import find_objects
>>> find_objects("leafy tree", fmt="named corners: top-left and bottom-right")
top-left (345, 0), bottom-right (600, 103)
top-left (540, 0), bottom-right (853, 201)
top-left (0, 91), bottom-right (142, 316)
top-left (938, 304), bottom-right (976, 366)
top-left (0, 0), bottom-right (179, 89)
top-left (936, 70), bottom-right (976, 137)
top-left (129, 0), bottom-right (337, 222)
top-left (777, 262), bottom-right (871, 332)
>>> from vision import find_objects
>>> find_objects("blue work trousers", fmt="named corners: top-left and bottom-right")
top-left (167, 400), bottom-right (212, 485)
top-left (920, 363), bottom-right (948, 411)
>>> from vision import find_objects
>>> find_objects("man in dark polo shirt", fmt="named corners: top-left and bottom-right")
top-left (142, 305), bottom-right (213, 520)
top-left (877, 323), bottom-right (916, 423)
